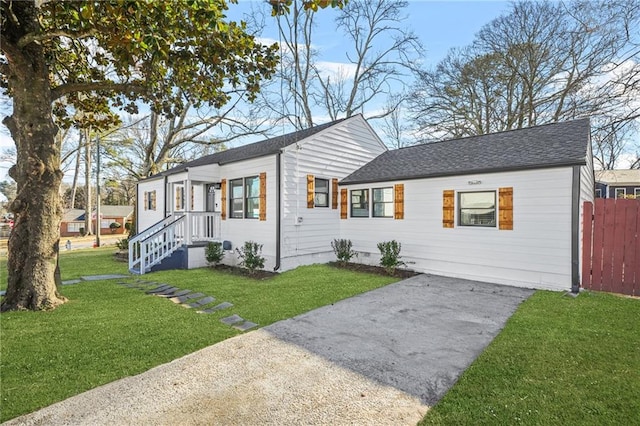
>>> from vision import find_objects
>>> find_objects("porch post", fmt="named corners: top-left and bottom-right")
top-left (185, 178), bottom-right (192, 245)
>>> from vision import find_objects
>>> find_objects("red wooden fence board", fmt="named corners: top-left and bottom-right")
top-left (622, 201), bottom-right (638, 296)
top-left (581, 202), bottom-right (593, 289)
top-left (584, 199), bottom-right (640, 296)
top-left (591, 199), bottom-right (606, 290)
top-left (611, 201), bottom-right (626, 294)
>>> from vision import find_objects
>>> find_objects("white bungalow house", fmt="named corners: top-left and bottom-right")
top-left (338, 118), bottom-right (594, 291)
top-left (131, 115), bottom-right (388, 274)
top-left (132, 117), bottom-right (594, 292)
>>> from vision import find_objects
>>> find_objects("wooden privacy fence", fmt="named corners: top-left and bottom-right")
top-left (582, 199), bottom-right (640, 296)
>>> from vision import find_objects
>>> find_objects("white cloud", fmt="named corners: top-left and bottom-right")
top-left (315, 61), bottom-right (357, 81)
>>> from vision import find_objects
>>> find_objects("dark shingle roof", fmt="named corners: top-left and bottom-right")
top-left (341, 119), bottom-right (590, 185)
top-left (150, 117), bottom-right (349, 179)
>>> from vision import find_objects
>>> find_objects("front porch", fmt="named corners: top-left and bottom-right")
top-left (129, 211), bottom-right (221, 274)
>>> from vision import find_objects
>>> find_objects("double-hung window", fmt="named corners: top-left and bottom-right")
top-left (229, 179), bottom-right (244, 218)
top-left (458, 191), bottom-right (496, 227)
top-left (350, 189), bottom-right (369, 217)
top-left (615, 188), bottom-right (626, 199)
top-left (314, 178), bottom-right (329, 207)
top-left (244, 176), bottom-right (260, 219)
top-left (229, 176), bottom-right (259, 219)
top-left (372, 187), bottom-right (393, 217)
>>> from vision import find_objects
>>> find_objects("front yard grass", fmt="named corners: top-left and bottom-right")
top-left (420, 290), bottom-right (640, 425)
top-left (0, 250), bottom-right (397, 422)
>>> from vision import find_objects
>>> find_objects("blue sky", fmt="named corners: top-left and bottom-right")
top-left (0, 1), bottom-right (512, 183)
top-left (227, 0), bottom-right (511, 68)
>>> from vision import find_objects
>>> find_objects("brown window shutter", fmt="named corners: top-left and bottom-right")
top-left (499, 187), bottom-right (513, 230)
top-left (332, 178), bottom-right (339, 209)
top-left (259, 172), bottom-right (267, 221)
top-left (191, 185), bottom-right (194, 211)
top-left (221, 179), bottom-right (227, 220)
top-left (175, 187), bottom-right (181, 211)
top-left (340, 188), bottom-right (348, 219)
top-left (143, 192), bottom-right (148, 211)
top-left (307, 174), bottom-right (314, 208)
top-left (394, 184), bottom-right (404, 219)
top-left (151, 191), bottom-right (156, 210)
top-left (443, 190), bottom-right (455, 228)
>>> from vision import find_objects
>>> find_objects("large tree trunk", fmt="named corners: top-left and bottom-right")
top-left (1, 1), bottom-right (67, 311)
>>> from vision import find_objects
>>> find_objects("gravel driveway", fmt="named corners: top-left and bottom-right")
top-left (5, 274), bottom-right (533, 425)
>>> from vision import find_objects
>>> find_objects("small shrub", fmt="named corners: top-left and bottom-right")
top-left (235, 241), bottom-right (265, 275)
top-left (115, 238), bottom-right (129, 250)
top-left (206, 241), bottom-right (225, 266)
top-left (377, 240), bottom-right (405, 275)
top-left (109, 221), bottom-right (122, 229)
top-left (331, 239), bottom-right (355, 265)
top-left (79, 227), bottom-right (86, 237)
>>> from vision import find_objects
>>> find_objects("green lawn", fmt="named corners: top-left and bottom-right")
top-left (0, 250), bottom-right (397, 422)
top-left (420, 290), bottom-right (640, 425)
top-left (3, 250), bottom-right (638, 425)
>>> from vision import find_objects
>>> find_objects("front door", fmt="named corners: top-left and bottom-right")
top-left (206, 184), bottom-right (216, 212)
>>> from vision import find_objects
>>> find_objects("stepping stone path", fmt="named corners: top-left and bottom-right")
top-left (116, 280), bottom-right (258, 332)
top-left (198, 302), bottom-right (233, 314)
top-left (187, 296), bottom-right (216, 308)
top-left (172, 293), bottom-right (204, 304)
top-left (220, 314), bottom-right (258, 331)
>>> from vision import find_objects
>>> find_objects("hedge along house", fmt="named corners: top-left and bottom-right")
top-left (338, 119), bottom-right (594, 292)
top-left (131, 114), bottom-right (388, 274)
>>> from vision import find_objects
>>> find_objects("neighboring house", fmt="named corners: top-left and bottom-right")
top-left (61, 205), bottom-right (133, 237)
top-left (132, 117), bottom-right (594, 292)
top-left (594, 169), bottom-right (640, 199)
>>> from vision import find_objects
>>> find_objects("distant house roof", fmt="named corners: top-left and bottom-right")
top-left (594, 169), bottom-right (640, 186)
top-left (145, 116), bottom-right (350, 180)
top-left (341, 119), bottom-right (591, 185)
top-left (99, 205), bottom-right (134, 218)
top-left (62, 209), bottom-right (85, 222)
top-left (64, 206), bottom-right (134, 222)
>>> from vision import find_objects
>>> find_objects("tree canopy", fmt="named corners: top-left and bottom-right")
top-left (0, 0), bottom-right (345, 311)
top-left (409, 0), bottom-right (640, 168)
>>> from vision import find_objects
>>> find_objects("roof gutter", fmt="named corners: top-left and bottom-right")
top-left (274, 152), bottom-right (282, 271)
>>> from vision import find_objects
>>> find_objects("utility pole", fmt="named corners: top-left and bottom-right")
top-left (95, 135), bottom-right (101, 247)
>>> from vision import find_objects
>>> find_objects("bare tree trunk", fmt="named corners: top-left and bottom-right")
top-left (84, 128), bottom-right (93, 235)
top-left (69, 130), bottom-right (83, 209)
top-left (1, 1), bottom-right (67, 311)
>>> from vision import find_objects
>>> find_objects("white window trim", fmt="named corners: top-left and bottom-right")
top-left (615, 188), bottom-right (626, 199)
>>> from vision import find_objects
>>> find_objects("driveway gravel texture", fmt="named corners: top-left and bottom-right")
top-left (5, 274), bottom-right (533, 425)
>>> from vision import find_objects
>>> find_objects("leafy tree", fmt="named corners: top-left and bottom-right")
top-left (0, 0), bottom-right (344, 311)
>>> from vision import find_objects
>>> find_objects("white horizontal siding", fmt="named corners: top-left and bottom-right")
top-left (137, 177), bottom-right (166, 232)
top-left (339, 167), bottom-right (575, 291)
top-left (280, 115), bottom-right (387, 269)
top-left (218, 155), bottom-right (278, 270)
top-left (188, 164), bottom-right (221, 182)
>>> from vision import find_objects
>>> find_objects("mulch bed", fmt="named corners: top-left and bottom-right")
top-left (211, 264), bottom-right (278, 280)
top-left (327, 262), bottom-right (419, 278)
